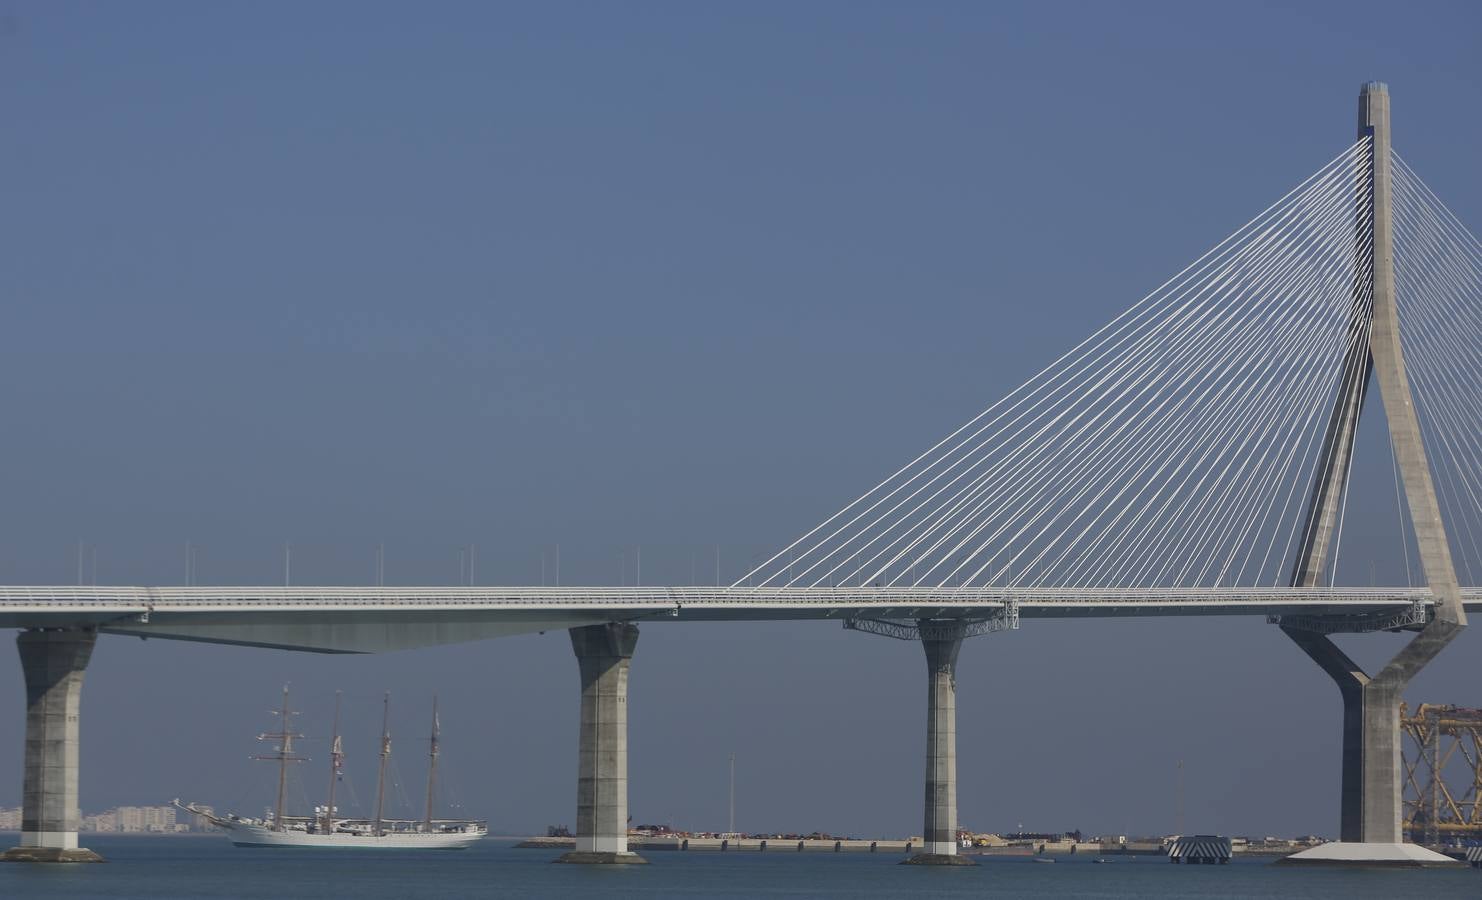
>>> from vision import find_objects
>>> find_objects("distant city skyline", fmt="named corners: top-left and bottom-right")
top-left (0, 804), bottom-right (207, 834)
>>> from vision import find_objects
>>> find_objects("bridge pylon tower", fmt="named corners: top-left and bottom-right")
top-left (1276, 82), bottom-right (1467, 868)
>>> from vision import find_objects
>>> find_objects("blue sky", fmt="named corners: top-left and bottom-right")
top-left (0, 0), bottom-right (1479, 839)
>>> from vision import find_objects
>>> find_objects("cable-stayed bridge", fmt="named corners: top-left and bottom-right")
top-left (3, 83), bottom-right (1480, 868)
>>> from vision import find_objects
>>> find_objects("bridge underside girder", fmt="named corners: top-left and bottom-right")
top-left (98, 612), bottom-right (619, 654)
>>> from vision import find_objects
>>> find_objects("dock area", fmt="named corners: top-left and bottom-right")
top-left (518, 836), bottom-right (918, 853)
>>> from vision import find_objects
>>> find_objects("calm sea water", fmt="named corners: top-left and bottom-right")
top-left (1, 836), bottom-right (1476, 899)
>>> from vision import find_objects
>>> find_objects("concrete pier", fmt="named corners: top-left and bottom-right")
top-left (903, 627), bottom-right (974, 866)
top-left (1283, 630), bottom-right (1408, 843)
top-left (1, 629), bottom-right (102, 863)
top-left (554, 622), bottom-right (646, 865)
top-left (1281, 625), bottom-right (1462, 866)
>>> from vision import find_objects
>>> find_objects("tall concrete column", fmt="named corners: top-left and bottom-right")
top-left (1283, 628), bottom-right (1401, 843)
top-left (904, 627), bottom-right (974, 865)
top-left (554, 622), bottom-right (646, 864)
top-left (1279, 82), bottom-right (1465, 867)
top-left (1, 629), bottom-right (103, 863)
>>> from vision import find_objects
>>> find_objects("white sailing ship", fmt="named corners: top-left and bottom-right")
top-left (179, 688), bottom-right (486, 850)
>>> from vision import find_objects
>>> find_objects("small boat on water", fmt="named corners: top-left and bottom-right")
top-left (178, 688), bottom-right (486, 850)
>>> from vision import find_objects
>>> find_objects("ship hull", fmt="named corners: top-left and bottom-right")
top-left (221, 821), bottom-right (484, 850)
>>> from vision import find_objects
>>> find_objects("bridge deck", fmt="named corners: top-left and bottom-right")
top-left (0, 585), bottom-right (1476, 653)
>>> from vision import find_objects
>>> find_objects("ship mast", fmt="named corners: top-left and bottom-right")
top-left (323, 690), bottom-right (343, 833)
top-left (423, 696), bottom-right (440, 833)
top-left (373, 691), bottom-right (391, 837)
top-left (252, 685), bottom-right (305, 831)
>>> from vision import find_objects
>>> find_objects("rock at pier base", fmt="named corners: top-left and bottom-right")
top-left (553, 850), bottom-right (649, 865)
top-left (1276, 842), bottom-right (1461, 868)
top-left (901, 852), bottom-right (976, 866)
top-left (1, 846), bottom-right (105, 863)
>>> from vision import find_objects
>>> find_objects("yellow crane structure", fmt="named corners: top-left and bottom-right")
top-left (1402, 703), bottom-right (1482, 845)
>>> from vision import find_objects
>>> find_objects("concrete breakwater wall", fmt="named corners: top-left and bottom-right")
top-left (975, 842), bottom-right (1107, 856)
top-left (518, 837), bottom-right (918, 853)
top-left (517, 837), bottom-right (1206, 857)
